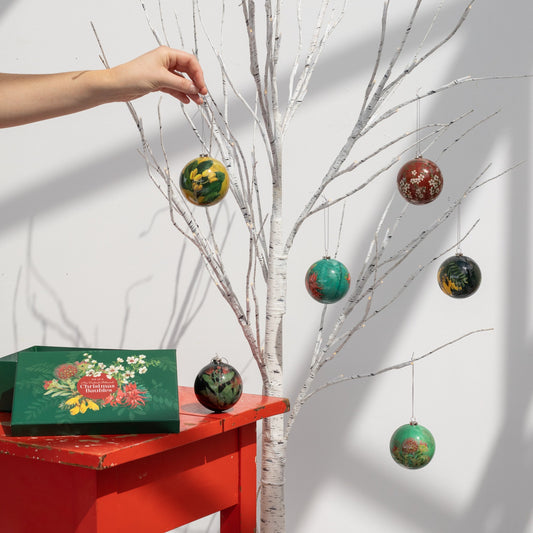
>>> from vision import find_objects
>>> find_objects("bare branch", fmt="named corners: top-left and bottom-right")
top-left (358, 1), bottom-right (389, 117)
top-left (139, 0), bottom-right (164, 46)
top-left (437, 109), bottom-right (500, 160)
top-left (385, 1), bottom-right (476, 98)
top-left (282, 0), bottom-right (347, 135)
top-left (305, 328), bottom-right (493, 401)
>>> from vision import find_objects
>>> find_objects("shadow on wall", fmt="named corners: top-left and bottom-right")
top-left (16, 211), bottom-right (221, 352)
top-left (286, 2), bottom-right (533, 533)
top-left (0, 1), bottom-right (15, 20)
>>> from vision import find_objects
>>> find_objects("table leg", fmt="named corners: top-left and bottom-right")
top-left (220, 423), bottom-right (257, 533)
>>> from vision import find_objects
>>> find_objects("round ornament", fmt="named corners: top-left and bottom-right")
top-left (180, 156), bottom-right (230, 206)
top-left (438, 253), bottom-right (481, 298)
top-left (194, 357), bottom-right (243, 412)
top-left (397, 157), bottom-right (443, 205)
top-left (390, 422), bottom-right (435, 469)
top-left (305, 257), bottom-right (351, 304)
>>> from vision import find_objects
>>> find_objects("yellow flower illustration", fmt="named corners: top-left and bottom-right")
top-left (80, 400), bottom-right (88, 414)
top-left (439, 276), bottom-right (461, 296)
top-left (65, 395), bottom-right (82, 406)
top-left (65, 394), bottom-right (100, 415)
top-left (86, 399), bottom-right (100, 411)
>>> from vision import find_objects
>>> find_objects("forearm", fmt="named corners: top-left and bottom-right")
top-left (0, 47), bottom-right (207, 128)
top-left (0, 69), bottom-right (117, 128)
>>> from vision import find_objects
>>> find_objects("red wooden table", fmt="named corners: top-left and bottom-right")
top-left (0, 386), bottom-right (289, 533)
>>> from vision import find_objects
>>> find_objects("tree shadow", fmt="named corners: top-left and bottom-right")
top-left (286, 1), bottom-right (533, 532)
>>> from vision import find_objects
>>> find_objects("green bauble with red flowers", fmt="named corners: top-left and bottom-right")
top-left (305, 257), bottom-right (351, 304)
top-left (390, 422), bottom-right (435, 469)
top-left (194, 357), bottom-right (243, 412)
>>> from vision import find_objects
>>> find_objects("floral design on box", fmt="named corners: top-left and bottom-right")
top-left (43, 353), bottom-right (159, 416)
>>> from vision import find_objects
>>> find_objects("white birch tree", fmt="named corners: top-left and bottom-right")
top-left (93, 1), bottom-right (525, 531)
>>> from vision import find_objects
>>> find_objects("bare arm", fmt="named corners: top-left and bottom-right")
top-left (0, 46), bottom-right (208, 128)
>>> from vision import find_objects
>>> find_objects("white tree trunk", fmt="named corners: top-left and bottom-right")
top-left (260, 415), bottom-right (287, 533)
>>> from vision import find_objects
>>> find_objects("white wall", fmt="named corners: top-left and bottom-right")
top-left (0, 1), bottom-right (532, 532)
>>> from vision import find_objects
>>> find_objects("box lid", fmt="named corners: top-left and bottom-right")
top-left (11, 347), bottom-right (179, 436)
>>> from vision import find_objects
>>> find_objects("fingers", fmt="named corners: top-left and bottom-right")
top-left (169, 49), bottom-right (208, 95)
top-left (160, 69), bottom-right (205, 104)
top-left (157, 47), bottom-right (207, 104)
top-left (161, 87), bottom-right (205, 105)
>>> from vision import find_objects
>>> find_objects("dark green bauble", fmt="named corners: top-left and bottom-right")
top-left (390, 422), bottom-right (436, 469)
top-left (194, 358), bottom-right (243, 412)
top-left (305, 257), bottom-right (351, 304)
top-left (438, 254), bottom-right (481, 298)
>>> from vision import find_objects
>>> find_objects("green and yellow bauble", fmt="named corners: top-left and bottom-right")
top-left (437, 253), bottom-right (481, 298)
top-left (390, 422), bottom-right (435, 469)
top-left (180, 155), bottom-right (230, 206)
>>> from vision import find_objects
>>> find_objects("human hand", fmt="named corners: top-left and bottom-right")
top-left (108, 46), bottom-right (208, 104)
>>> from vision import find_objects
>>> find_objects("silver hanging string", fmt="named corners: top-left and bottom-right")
top-left (333, 201), bottom-right (346, 259)
top-left (416, 88), bottom-right (422, 158)
top-left (410, 352), bottom-right (417, 425)
top-left (195, 105), bottom-right (208, 156)
top-left (200, 105), bottom-right (205, 152)
top-left (198, 99), bottom-right (214, 156)
top-left (322, 195), bottom-right (330, 257)
top-left (204, 98), bottom-right (215, 155)
top-left (456, 200), bottom-right (463, 255)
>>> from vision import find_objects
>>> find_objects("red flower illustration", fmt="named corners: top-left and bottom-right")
top-left (54, 363), bottom-right (79, 379)
top-left (123, 383), bottom-right (148, 408)
top-left (103, 388), bottom-right (126, 407)
top-left (306, 272), bottom-right (323, 300)
top-left (402, 438), bottom-right (419, 454)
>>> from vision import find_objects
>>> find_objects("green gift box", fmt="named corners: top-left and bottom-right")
top-left (0, 352), bottom-right (17, 411)
top-left (10, 346), bottom-right (179, 436)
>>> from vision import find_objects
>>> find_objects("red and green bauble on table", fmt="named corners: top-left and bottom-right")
top-left (390, 422), bottom-right (436, 469)
top-left (180, 155), bottom-right (230, 206)
top-left (397, 157), bottom-right (443, 205)
top-left (194, 357), bottom-right (243, 412)
top-left (438, 253), bottom-right (481, 298)
top-left (305, 257), bottom-right (351, 304)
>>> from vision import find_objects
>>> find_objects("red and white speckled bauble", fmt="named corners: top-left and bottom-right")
top-left (397, 157), bottom-right (443, 205)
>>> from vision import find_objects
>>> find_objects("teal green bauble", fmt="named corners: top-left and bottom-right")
top-left (305, 257), bottom-right (351, 304)
top-left (194, 357), bottom-right (243, 412)
top-left (438, 253), bottom-right (481, 298)
top-left (390, 422), bottom-right (436, 469)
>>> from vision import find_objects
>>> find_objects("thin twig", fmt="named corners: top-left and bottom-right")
top-left (305, 328), bottom-right (493, 401)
